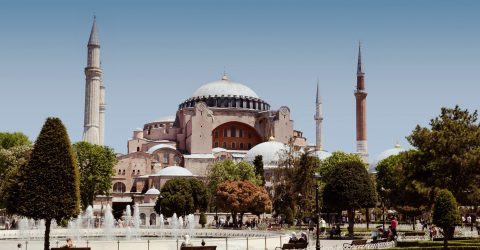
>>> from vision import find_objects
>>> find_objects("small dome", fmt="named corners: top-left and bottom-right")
top-left (147, 144), bottom-right (177, 154)
top-left (212, 147), bottom-right (227, 153)
top-left (151, 166), bottom-right (194, 177)
top-left (314, 150), bottom-right (332, 160)
top-left (145, 187), bottom-right (160, 195)
top-left (372, 144), bottom-right (405, 167)
top-left (191, 79), bottom-right (259, 99)
top-left (244, 140), bottom-right (288, 168)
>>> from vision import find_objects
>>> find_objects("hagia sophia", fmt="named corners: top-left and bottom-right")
top-left (82, 19), bottom-right (404, 222)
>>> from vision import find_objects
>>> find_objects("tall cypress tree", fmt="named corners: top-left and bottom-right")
top-left (253, 155), bottom-right (265, 186)
top-left (6, 117), bottom-right (80, 250)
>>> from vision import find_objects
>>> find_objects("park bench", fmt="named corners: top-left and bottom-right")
top-left (342, 239), bottom-right (367, 250)
top-left (51, 248), bottom-right (91, 250)
top-left (180, 246), bottom-right (217, 250)
top-left (275, 242), bottom-right (308, 250)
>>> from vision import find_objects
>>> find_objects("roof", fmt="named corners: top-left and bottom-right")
top-left (88, 16), bottom-right (100, 46)
top-left (151, 115), bottom-right (175, 123)
top-left (244, 140), bottom-right (288, 167)
top-left (145, 187), bottom-right (160, 195)
top-left (147, 144), bottom-right (177, 154)
top-left (372, 144), bottom-right (405, 167)
top-left (150, 165), bottom-right (194, 177)
top-left (191, 78), bottom-right (259, 99)
top-left (314, 150), bottom-right (332, 160)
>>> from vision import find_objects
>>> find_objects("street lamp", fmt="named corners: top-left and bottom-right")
top-left (380, 186), bottom-right (385, 232)
top-left (313, 172), bottom-right (322, 250)
top-left (214, 195), bottom-right (218, 228)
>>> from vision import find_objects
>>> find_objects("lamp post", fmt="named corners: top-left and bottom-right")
top-left (313, 173), bottom-right (322, 250)
top-left (380, 186), bottom-right (385, 232)
top-left (214, 195), bottom-right (218, 228)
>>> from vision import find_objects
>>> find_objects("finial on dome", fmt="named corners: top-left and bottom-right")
top-left (222, 71), bottom-right (228, 81)
top-left (394, 142), bottom-right (401, 148)
top-left (269, 136), bottom-right (275, 141)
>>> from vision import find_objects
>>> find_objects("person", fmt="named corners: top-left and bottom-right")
top-left (17, 243), bottom-right (22, 250)
top-left (390, 216), bottom-right (398, 239)
top-left (181, 235), bottom-right (192, 247)
top-left (319, 218), bottom-right (327, 235)
top-left (63, 238), bottom-right (74, 248)
top-left (288, 232), bottom-right (298, 243)
top-left (297, 232), bottom-right (308, 243)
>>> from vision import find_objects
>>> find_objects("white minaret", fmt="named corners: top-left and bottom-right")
top-left (83, 17), bottom-right (102, 145)
top-left (314, 79), bottom-right (323, 151)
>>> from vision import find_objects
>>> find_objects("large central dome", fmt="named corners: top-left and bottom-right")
top-left (179, 73), bottom-right (270, 111)
top-left (191, 76), bottom-right (259, 99)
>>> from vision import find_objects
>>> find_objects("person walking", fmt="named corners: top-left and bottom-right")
top-left (390, 216), bottom-right (398, 240)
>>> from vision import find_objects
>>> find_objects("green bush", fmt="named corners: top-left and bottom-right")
top-left (199, 212), bottom-right (207, 228)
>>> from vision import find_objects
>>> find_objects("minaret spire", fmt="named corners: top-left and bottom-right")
top-left (354, 42), bottom-right (368, 163)
top-left (83, 17), bottom-right (103, 145)
top-left (314, 78), bottom-right (323, 151)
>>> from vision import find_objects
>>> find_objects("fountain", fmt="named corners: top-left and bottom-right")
top-left (187, 214), bottom-right (195, 237)
top-left (84, 205), bottom-right (94, 229)
top-left (103, 204), bottom-right (115, 240)
top-left (132, 203), bottom-right (141, 239)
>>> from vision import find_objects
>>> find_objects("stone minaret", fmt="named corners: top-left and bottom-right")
top-left (83, 17), bottom-right (103, 145)
top-left (314, 80), bottom-right (323, 151)
top-left (355, 42), bottom-right (368, 162)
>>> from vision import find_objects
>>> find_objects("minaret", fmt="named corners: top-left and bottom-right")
top-left (355, 42), bottom-right (368, 162)
top-left (83, 17), bottom-right (102, 145)
top-left (314, 79), bottom-right (323, 151)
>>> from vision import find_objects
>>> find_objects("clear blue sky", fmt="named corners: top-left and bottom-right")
top-left (0, 0), bottom-right (479, 162)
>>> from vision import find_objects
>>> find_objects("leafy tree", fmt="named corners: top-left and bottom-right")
top-left (323, 159), bottom-right (376, 236)
top-left (433, 189), bottom-right (460, 249)
top-left (406, 106), bottom-right (480, 205)
top-left (291, 151), bottom-right (319, 219)
top-left (207, 160), bottom-right (261, 205)
top-left (73, 141), bottom-right (117, 210)
top-left (320, 151), bottom-right (364, 181)
top-left (216, 180), bottom-right (272, 225)
top-left (154, 178), bottom-right (208, 217)
top-left (0, 145), bottom-right (32, 208)
top-left (272, 182), bottom-right (294, 220)
top-left (285, 207), bottom-right (294, 226)
top-left (4, 117), bottom-right (80, 250)
top-left (199, 211), bottom-right (207, 228)
top-left (0, 132), bottom-right (31, 149)
top-left (253, 155), bottom-right (265, 186)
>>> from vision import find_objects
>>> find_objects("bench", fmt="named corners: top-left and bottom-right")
top-left (275, 242), bottom-right (308, 250)
top-left (51, 248), bottom-right (91, 250)
top-left (181, 246), bottom-right (217, 250)
top-left (342, 239), bottom-right (367, 250)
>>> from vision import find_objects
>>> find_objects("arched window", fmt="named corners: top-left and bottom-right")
top-left (150, 213), bottom-right (156, 226)
top-left (231, 142), bottom-right (236, 149)
top-left (140, 213), bottom-right (146, 225)
top-left (240, 143), bottom-right (244, 150)
top-left (137, 147), bottom-right (140, 152)
top-left (222, 142), bottom-right (227, 148)
top-left (214, 141), bottom-right (219, 148)
top-left (113, 182), bottom-right (126, 193)
top-left (122, 170), bottom-right (125, 175)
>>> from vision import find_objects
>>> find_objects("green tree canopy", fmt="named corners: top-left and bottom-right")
top-left (433, 189), bottom-right (460, 249)
top-left (0, 145), bottom-right (32, 208)
top-left (320, 151), bottom-right (364, 181)
top-left (73, 141), bottom-right (117, 210)
top-left (323, 158), bottom-right (376, 236)
top-left (291, 151), bottom-right (320, 219)
top-left (253, 155), bottom-right (265, 186)
top-left (0, 132), bottom-right (31, 149)
top-left (4, 117), bottom-right (80, 250)
top-left (406, 106), bottom-right (480, 205)
top-left (154, 177), bottom-right (208, 217)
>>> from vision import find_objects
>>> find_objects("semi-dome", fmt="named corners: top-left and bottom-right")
top-left (147, 144), bottom-right (177, 154)
top-left (145, 187), bottom-right (160, 195)
top-left (151, 165), bottom-right (194, 177)
top-left (244, 138), bottom-right (288, 168)
top-left (314, 150), bottom-right (332, 160)
top-left (372, 143), bottom-right (405, 168)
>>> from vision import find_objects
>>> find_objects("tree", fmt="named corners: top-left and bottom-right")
top-left (323, 159), bottom-right (376, 237)
top-left (154, 178), bottom-right (208, 217)
top-left (432, 189), bottom-right (460, 249)
top-left (291, 151), bottom-right (319, 219)
top-left (406, 106), bottom-right (480, 205)
top-left (0, 145), bottom-right (32, 208)
top-left (253, 155), bottom-right (265, 186)
top-left (4, 117), bottom-right (80, 250)
top-left (73, 141), bottom-right (117, 210)
top-left (320, 151), bottom-right (364, 181)
top-left (199, 211), bottom-right (207, 228)
top-left (207, 160), bottom-right (261, 205)
top-left (216, 180), bottom-right (272, 225)
top-left (0, 132), bottom-right (31, 149)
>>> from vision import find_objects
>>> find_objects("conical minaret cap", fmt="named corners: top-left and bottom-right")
top-left (357, 41), bottom-right (364, 75)
top-left (88, 16), bottom-right (100, 46)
